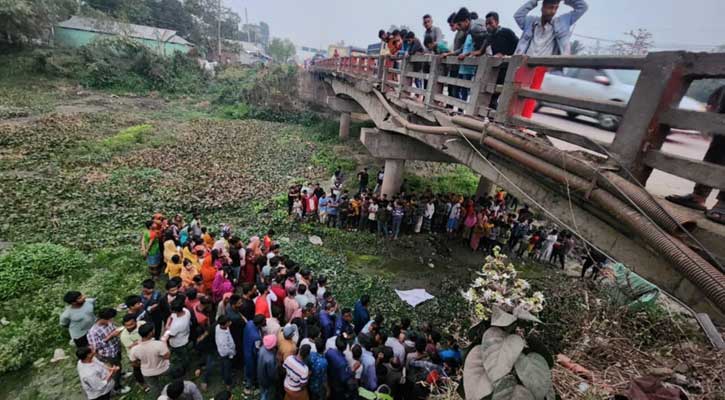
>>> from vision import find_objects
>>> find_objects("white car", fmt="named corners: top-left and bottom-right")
top-left (537, 68), bottom-right (704, 131)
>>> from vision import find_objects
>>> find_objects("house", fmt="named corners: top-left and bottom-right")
top-left (54, 16), bottom-right (193, 56)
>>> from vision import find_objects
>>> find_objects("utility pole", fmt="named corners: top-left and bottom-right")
top-left (217, 0), bottom-right (222, 62)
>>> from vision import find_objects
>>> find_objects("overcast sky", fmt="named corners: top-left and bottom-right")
top-left (227, 0), bottom-right (724, 52)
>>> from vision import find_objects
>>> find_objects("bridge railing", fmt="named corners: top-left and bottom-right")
top-left (312, 51), bottom-right (725, 189)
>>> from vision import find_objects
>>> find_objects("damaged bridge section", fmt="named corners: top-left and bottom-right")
top-left (302, 51), bottom-right (725, 323)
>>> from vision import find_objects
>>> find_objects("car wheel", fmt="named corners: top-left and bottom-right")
top-left (566, 112), bottom-right (578, 120)
top-left (598, 114), bottom-right (620, 131)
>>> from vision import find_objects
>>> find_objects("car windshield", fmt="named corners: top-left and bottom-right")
top-left (610, 69), bottom-right (640, 86)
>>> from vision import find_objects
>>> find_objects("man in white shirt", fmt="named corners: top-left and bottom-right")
top-left (214, 315), bottom-right (236, 389)
top-left (384, 325), bottom-right (407, 366)
top-left (164, 299), bottom-right (191, 370)
top-left (76, 346), bottom-right (117, 400)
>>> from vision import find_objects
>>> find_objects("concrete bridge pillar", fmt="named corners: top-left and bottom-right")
top-left (476, 176), bottom-right (495, 200)
top-left (339, 112), bottom-right (351, 139)
top-left (381, 159), bottom-right (405, 198)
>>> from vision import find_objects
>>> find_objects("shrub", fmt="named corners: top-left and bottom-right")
top-left (0, 244), bottom-right (89, 301)
top-left (33, 38), bottom-right (207, 94)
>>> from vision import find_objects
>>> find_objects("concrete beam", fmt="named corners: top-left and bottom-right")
top-left (339, 113), bottom-right (351, 139)
top-left (360, 128), bottom-right (457, 163)
top-left (381, 159), bottom-right (405, 198)
top-left (326, 96), bottom-right (365, 114)
top-left (476, 176), bottom-right (495, 199)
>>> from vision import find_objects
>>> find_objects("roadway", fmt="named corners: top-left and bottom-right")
top-left (533, 107), bottom-right (718, 208)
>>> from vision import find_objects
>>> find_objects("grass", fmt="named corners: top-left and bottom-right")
top-left (99, 124), bottom-right (153, 152)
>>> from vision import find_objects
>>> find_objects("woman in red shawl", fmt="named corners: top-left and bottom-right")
top-left (242, 236), bottom-right (262, 284)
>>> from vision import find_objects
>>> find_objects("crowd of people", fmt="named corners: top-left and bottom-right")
top-left (61, 212), bottom-right (464, 400)
top-left (374, 0), bottom-right (589, 103)
top-left (287, 167), bottom-right (578, 271)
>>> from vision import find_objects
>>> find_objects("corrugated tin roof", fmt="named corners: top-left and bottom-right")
top-left (56, 16), bottom-right (192, 46)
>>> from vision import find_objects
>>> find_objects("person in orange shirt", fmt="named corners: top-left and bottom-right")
top-left (202, 228), bottom-right (215, 249)
top-left (388, 30), bottom-right (403, 56)
top-left (200, 249), bottom-right (218, 295)
top-left (255, 283), bottom-right (277, 319)
top-left (263, 229), bottom-right (274, 253)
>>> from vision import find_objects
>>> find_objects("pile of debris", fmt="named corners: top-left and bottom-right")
top-left (537, 268), bottom-right (725, 399)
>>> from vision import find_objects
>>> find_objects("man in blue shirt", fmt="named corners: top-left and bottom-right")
top-left (335, 307), bottom-right (354, 337)
top-left (242, 315), bottom-right (266, 390)
top-left (317, 193), bottom-right (328, 225)
top-left (352, 295), bottom-right (370, 334)
top-left (319, 301), bottom-right (336, 340)
top-left (325, 337), bottom-right (355, 399)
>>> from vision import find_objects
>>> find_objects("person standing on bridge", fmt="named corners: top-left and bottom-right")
top-left (514, 0), bottom-right (589, 56)
top-left (423, 14), bottom-right (444, 47)
top-left (666, 86), bottom-right (725, 225)
top-left (454, 8), bottom-right (487, 102)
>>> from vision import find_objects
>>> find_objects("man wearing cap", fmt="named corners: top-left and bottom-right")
top-left (60, 291), bottom-right (96, 348)
top-left (243, 314), bottom-right (266, 391)
top-left (277, 324), bottom-right (298, 364)
top-left (257, 334), bottom-right (278, 400)
top-left (87, 308), bottom-right (129, 394)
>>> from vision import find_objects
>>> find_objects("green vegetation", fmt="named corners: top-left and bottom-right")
top-left (33, 39), bottom-right (209, 94)
top-left (405, 165), bottom-right (480, 195)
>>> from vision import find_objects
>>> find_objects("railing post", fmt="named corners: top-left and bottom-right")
top-left (465, 57), bottom-right (490, 116)
top-left (377, 55), bottom-right (385, 81)
top-left (425, 55), bottom-right (441, 109)
top-left (396, 56), bottom-right (408, 99)
top-left (381, 56), bottom-right (390, 92)
top-left (609, 52), bottom-right (690, 184)
top-left (494, 55), bottom-right (535, 125)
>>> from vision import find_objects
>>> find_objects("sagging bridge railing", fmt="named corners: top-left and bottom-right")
top-left (312, 52), bottom-right (725, 191)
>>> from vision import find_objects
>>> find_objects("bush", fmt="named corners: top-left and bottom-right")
top-left (0, 244), bottom-right (89, 301)
top-left (211, 64), bottom-right (299, 111)
top-left (0, 245), bottom-right (146, 374)
top-left (33, 38), bottom-right (207, 94)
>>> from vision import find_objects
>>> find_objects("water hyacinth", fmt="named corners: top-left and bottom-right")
top-left (463, 247), bottom-right (545, 323)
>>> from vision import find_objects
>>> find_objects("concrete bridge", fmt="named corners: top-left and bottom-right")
top-left (300, 51), bottom-right (725, 323)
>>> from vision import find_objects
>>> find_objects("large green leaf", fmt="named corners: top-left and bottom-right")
top-left (463, 345), bottom-right (493, 400)
top-left (491, 375), bottom-right (518, 400)
top-left (512, 385), bottom-right (536, 400)
top-left (515, 353), bottom-right (552, 400)
top-left (482, 326), bottom-right (506, 349)
top-left (492, 305), bottom-right (517, 327)
top-left (482, 333), bottom-right (525, 382)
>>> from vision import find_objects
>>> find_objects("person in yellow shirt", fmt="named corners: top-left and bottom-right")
top-left (202, 229), bottom-right (215, 249)
top-left (165, 254), bottom-right (183, 279)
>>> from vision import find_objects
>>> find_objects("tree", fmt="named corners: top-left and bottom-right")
top-left (0, 0), bottom-right (75, 46)
top-left (152, 0), bottom-right (193, 37)
top-left (609, 29), bottom-right (653, 56)
top-left (570, 39), bottom-right (585, 55)
top-left (267, 37), bottom-right (296, 64)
